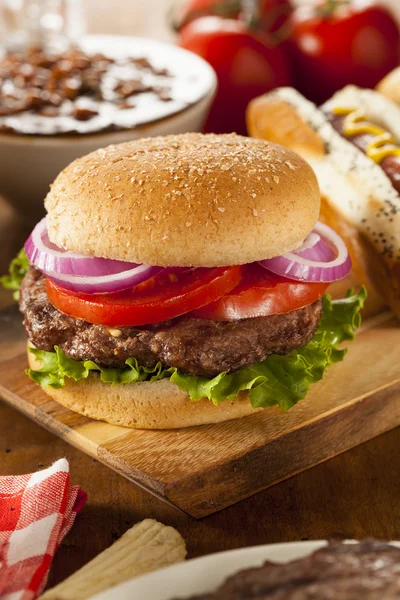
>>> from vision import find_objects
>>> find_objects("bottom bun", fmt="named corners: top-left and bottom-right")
top-left (28, 344), bottom-right (262, 429)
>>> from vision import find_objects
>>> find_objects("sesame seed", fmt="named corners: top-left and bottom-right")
top-left (253, 209), bottom-right (258, 216)
top-left (273, 176), bottom-right (280, 183)
top-left (217, 207), bottom-right (225, 213)
top-left (108, 328), bottom-right (122, 338)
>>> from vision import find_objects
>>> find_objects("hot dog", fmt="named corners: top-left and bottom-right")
top-left (247, 86), bottom-right (400, 318)
top-left (325, 111), bottom-right (400, 195)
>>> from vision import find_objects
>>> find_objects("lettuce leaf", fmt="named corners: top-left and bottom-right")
top-left (27, 287), bottom-right (366, 411)
top-left (0, 248), bottom-right (29, 301)
top-left (27, 346), bottom-right (174, 390)
top-left (171, 287), bottom-right (366, 409)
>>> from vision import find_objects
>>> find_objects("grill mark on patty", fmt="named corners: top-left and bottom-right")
top-left (20, 267), bottom-right (322, 378)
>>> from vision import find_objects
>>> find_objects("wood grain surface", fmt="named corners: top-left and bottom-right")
top-left (1, 0), bottom-right (400, 591)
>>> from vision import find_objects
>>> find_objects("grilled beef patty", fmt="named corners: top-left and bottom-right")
top-left (20, 267), bottom-right (322, 377)
top-left (181, 541), bottom-right (400, 599)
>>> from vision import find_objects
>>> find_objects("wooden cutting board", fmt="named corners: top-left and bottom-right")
top-left (1, 304), bottom-right (400, 518)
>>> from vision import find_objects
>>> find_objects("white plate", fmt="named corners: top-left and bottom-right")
top-left (91, 539), bottom-right (394, 600)
top-left (91, 539), bottom-right (400, 599)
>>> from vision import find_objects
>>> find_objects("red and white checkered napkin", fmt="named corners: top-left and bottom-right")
top-left (0, 458), bottom-right (87, 600)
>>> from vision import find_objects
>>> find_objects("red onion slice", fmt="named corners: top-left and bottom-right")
top-left (25, 218), bottom-right (133, 276)
top-left (47, 264), bottom-right (164, 294)
top-left (259, 222), bottom-right (352, 282)
top-left (25, 217), bottom-right (164, 293)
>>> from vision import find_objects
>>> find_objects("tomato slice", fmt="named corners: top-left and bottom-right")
top-left (46, 266), bottom-right (242, 327)
top-left (190, 264), bottom-right (329, 320)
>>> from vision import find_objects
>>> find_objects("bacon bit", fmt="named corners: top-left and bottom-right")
top-left (72, 106), bottom-right (99, 121)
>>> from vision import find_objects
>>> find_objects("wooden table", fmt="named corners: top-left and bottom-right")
top-left (1, 0), bottom-right (400, 590)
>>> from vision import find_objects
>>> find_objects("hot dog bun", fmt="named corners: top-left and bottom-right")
top-left (247, 86), bottom-right (400, 318)
top-left (377, 67), bottom-right (400, 107)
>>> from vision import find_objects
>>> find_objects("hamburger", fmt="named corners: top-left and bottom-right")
top-left (2, 133), bottom-right (365, 429)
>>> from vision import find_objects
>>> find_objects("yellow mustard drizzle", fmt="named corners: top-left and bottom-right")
top-left (331, 106), bottom-right (400, 164)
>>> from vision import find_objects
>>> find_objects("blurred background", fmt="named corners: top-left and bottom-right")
top-left (81, 0), bottom-right (400, 40)
top-left (3, 0), bottom-right (400, 136)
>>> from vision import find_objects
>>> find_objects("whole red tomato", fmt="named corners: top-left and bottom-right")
top-left (287, 0), bottom-right (400, 105)
top-left (178, 16), bottom-right (291, 134)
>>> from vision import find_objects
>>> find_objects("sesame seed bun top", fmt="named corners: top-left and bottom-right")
top-left (44, 133), bottom-right (320, 267)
